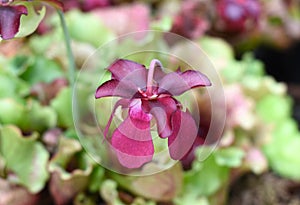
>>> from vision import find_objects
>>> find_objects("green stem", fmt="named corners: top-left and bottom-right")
top-left (57, 10), bottom-right (75, 87)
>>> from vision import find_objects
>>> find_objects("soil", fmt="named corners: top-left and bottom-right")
top-left (228, 172), bottom-right (300, 205)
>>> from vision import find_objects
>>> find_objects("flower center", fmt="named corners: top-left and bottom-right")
top-left (138, 87), bottom-right (158, 100)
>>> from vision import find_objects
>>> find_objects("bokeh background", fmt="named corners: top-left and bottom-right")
top-left (0, 0), bottom-right (300, 204)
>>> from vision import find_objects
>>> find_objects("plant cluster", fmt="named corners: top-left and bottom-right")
top-left (0, 1), bottom-right (300, 205)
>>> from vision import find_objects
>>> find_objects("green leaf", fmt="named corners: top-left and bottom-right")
top-left (51, 87), bottom-right (73, 128)
top-left (272, 119), bottom-right (299, 141)
top-left (0, 98), bottom-right (56, 132)
top-left (0, 125), bottom-right (49, 193)
top-left (263, 117), bottom-right (300, 180)
top-left (8, 55), bottom-right (32, 76)
top-left (20, 56), bottom-right (64, 84)
top-left (214, 147), bottom-right (245, 168)
top-left (15, 2), bottom-right (46, 38)
top-left (242, 53), bottom-right (265, 77)
top-left (264, 135), bottom-right (300, 180)
top-left (199, 37), bottom-right (234, 61)
top-left (49, 137), bottom-right (94, 205)
top-left (65, 10), bottom-right (115, 47)
top-left (0, 98), bottom-right (24, 125)
top-left (109, 164), bottom-right (183, 201)
top-left (0, 71), bottom-right (29, 98)
top-left (19, 99), bottom-right (57, 132)
top-left (256, 94), bottom-right (292, 124)
top-left (184, 154), bottom-right (229, 197)
top-left (88, 166), bottom-right (105, 193)
top-left (221, 61), bottom-right (244, 83)
top-left (100, 180), bottom-right (124, 205)
top-left (151, 16), bottom-right (173, 31)
top-left (175, 193), bottom-right (210, 205)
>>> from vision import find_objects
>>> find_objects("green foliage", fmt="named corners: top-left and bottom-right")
top-left (19, 56), bottom-right (64, 84)
top-left (0, 98), bottom-right (57, 132)
top-left (0, 125), bottom-right (49, 193)
top-left (178, 147), bottom-right (244, 204)
top-left (51, 87), bottom-right (73, 128)
top-left (20, 99), bottom-right (57, 132)
top-left (214, 147), bottom-right (245, 168)
top-left (0, 69), bottom-right (29, 99)
top-left (65, 10), bottom-right (115, 47)
top-left (256, 94), bottom-right (292, 124)
top-left (0, 98), bottom-right (24, 125)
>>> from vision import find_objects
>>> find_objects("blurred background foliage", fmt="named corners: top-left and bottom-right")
top-left (0, 0), bottom-right (300, 204)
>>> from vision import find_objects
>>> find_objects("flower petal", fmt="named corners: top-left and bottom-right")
top-left (103, 98), bottom-right (130, 138)
top-left (158, 70), bottom-right (211, 96)
top-left (0, 5), bottom-right (28, 40)
top-left (108, 59), bottom-right (147, 89)
top-left (142, 97), bottom-right (178, 138)
top-left (111, 100), bottom-right (154, 168)
top-left (95, 79), bottom-right (141, 99)
top-left (111, 130), bottom-right (154, 168)
top-left (168, 109), bottom-right (198, 160)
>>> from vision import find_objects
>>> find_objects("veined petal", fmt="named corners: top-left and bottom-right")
top-left (108, 59), bottom-right (145, 79)
top-left (108, 59), bottom-right (147, 88)
top-left (95, 79), bottom-right (140, 99)
top-left (111, 100), bottom-right (153, 168)
top-left (158, 70), bottom-right (211, 96)
top-left (142, 97), bottom-right (178, 138)
top-left (111, 129), bottom-right (154, 168)
top-left (0, 5), bottom-right (28, 40)
top-left (168, 109), bottom-right (198, 160)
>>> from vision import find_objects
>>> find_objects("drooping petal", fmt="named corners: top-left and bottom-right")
top-left (108, 59), bottom-right (147, 89)
top-left (168, 109), bottom-right (198, 160)
top-left (111, 130), bottom-right (154, 168)
top-left (111, 100), bottom-right (153, 168)
top-left (116, 100), bottom-right (152, 140)
top-left (0, 5), bottom-right (28, 40)
top-left (103, 98), bottom-right (130, 138)
top-left (142, 97), bottom-right (178, 138)
top-left (95, 79), bottom-right (141, 99)
top-left (158, 70), bottom-right (211, 96)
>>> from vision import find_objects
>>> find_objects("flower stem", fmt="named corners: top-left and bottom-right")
top-left (57, 10), bottom-right (75, 87)
top-left (147, 59), bottom-right (163, 94)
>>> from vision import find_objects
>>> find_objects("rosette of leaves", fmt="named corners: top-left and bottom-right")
top-left (107, 163), bottom-right (183, 203)
top-left (0, 125), bottom-right (49, 193)
top-left (199, 37), bottom-right (300, 180)
top-left (48, 137), bottom-right (104, 205)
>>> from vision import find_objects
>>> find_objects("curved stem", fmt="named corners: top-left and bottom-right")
top-left (146, 59), bottom-right (163, 94)
top-left (57, 10), bottom-right (75, 87)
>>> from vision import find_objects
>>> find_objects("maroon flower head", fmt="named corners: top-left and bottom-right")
top-left (95, 59), bottom-right (211, 168)
top-left (0, 1), bottom-right (28, 40)
top-left (0, 0), bottom-right (63, 40)
top-left (216, 0), bottom-right (261, 33)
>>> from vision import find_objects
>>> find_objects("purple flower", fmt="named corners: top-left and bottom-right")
top-left (0, 0), bottom-right (63, 40)
top-left (216, 0), bottom-right (261, 33)
top-left (0, 1), bottom-right (28, 40)
top-left (95, 59), bottom-right (211, 168)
